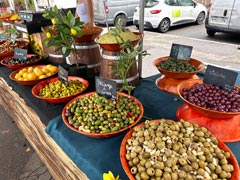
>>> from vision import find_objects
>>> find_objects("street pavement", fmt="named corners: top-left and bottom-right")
top-left (0, 29), bottom-right (239, 180)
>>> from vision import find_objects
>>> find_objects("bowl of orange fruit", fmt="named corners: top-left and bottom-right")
top-left (9, 64), bottom-right (58, 86)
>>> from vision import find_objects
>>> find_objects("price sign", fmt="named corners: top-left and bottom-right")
top-left (170, 43), bottom-right (193, 60)
top-left (203, 65), bottom-right (238, 92)
top-left (58, 65), bottom-right (68, 85)
top-left (13, 48), bottom-right (27, 61)
top-left (95, 77), bottom-right (117, 99)
top-left (0, 33), bottom-right (7, 41)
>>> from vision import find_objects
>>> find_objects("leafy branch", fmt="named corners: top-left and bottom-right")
top-left (41, 5), bottom-right (84, 67)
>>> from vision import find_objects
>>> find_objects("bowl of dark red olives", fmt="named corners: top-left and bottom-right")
top-left (62, 91), bottom-right (144, 138)
top-left (177, 79), bottom-right (240, 118)
top-left (32, 76), bottom-right (89, 104)
top-left (120, 119), bottom-right (240, 180)
top-left (1, 54), bottom-right (42, 70)
top-left (153, 56), bottom-right (205, 79)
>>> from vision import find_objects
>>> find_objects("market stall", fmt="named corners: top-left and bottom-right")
top-left (0, 1), bottom-right (240, 179)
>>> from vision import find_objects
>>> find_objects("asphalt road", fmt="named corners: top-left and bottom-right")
top-left (130, 23), bottom-right (240, 46)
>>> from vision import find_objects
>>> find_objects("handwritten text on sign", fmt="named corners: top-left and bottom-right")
top-left (95, 77), bottom-right (117, 99)
top-left (203, 65), bottom-right (237, 92)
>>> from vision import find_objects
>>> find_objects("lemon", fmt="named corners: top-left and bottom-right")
top-left (70, 28), bottom-right (77, 36)
top-left (39, 75), bottom-right (47, 79)
top-left (46, 32), bottom-right (52, 38)
top-left (51, 18), bottom-right (56, 25)
top-left (27, 67), bottom-right (34, 73)
top-left (27, 73), bottom-right (37, 81)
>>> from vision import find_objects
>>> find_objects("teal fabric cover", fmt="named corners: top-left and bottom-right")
top-left (46, 73), bottom-right (240, 180)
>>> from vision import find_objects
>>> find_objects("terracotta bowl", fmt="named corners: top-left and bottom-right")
top-left (177, 79), bottom-right (240, 118)
top-left (153, 56), bottom-right (205, 79)
top-left (32, 76), bottom-right (89, 104)
top-left (1, 54), bottom-right (42, 70)
top-left (62, 91), bottom-right (144, 138)
top-left (75, 26), bottom-right (103, 42)
top-left (120, 119), bottom-right (240, 180)
top-left (9, 65), bottom-right (58, 86)
top-left (96, 32), bottom-right (143, 51)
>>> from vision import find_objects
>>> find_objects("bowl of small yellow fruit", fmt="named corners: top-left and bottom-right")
top-left (9, 64), bottom-right (58, 86)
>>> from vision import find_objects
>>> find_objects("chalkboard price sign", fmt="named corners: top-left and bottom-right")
top-left (13, 48), bottom-right (27, 60)
top-left (58, 65), bottom-right (68, 85)
top-left (170, 43), bottom-right (193, 60)
top-left (95, 77), bottom-right (117, 99)
top-left (203, 65), bottom-right (238, 92)
top-left (0, 33), bottom-right (7, 41)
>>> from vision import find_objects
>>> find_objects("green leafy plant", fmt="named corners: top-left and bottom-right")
top-left (42, 5), bottom-right (84, 68)
top-left (4, 24), bottom-right (19, 43)
top-left (110, 21), bottom-right (149, 95)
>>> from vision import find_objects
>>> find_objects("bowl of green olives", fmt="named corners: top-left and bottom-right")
top-left (32, 76), bottom-right (89, 104)
top-left (153, 56), bottom-right (205, 79)
top-left (177, 79), bottom-right (240, 118)
top-left (1, 54), bottom-right (42, 70)
top-left (62, 91), bottom-right (144, 138)
top-left (120, 119), bottom-right (240, 180)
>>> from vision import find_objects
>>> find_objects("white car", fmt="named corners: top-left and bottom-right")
top-left (133, 0), bottom-right (207, 33)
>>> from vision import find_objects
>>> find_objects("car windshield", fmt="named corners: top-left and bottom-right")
top-left (145, 0), bottom-right (159, 7)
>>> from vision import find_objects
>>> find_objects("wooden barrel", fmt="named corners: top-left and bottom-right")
top-left (70, 41), bottom-right (101, 75)
top-left (100, 49), bottom-right (139, 89)
top-left (48, 46), bottom-right (66, 64)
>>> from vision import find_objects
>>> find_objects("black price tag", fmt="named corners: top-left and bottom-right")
top-left (13, 48), bottom-right (27, 60)
top-left (95, 77), bottom-right (117, 99)
top-left (58, 65), bottom-right (68, 85)
top-left (170, 43), bottom-right (193, 60)
top-left (0, 33), bottom-right (7, 41)
top-left (203, 65), bottom-right (238, 92)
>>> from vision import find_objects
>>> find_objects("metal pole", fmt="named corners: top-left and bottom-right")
top-left (138, 0), bottom-right (144, 78)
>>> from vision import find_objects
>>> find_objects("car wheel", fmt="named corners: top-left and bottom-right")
top-left (207, 30), bottom-right (216, 36)
top-left (157, 18), bottom-right (170, 33)
top-left (196, 12), bottom-right (205, 25)
top-left (114, 14), bottom-right (127, 27)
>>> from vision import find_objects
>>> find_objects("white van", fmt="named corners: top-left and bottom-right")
top-left (205, 0), bottom-right (240, 36)
top-left (93, 0), bottom-right (140, 26)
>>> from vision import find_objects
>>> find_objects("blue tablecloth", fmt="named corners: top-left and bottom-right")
top-left (46, 73), bottom-right (240, 180)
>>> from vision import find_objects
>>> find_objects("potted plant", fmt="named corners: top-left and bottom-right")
top-left (109, 22), bottom-right (149, 95)
top-left (42, 6), bottom-right (84, 71)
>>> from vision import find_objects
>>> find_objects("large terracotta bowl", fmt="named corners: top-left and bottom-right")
top-left (75, 26), bottom-right (103, 42)
top-left (32, 76), bottom-right (89, 104)
top-left (96, 32), bottom-right (143, 51)
top-left (120, 119), bottom-right (240, 180)
top-left (9, 65), bottom-right (58, 86)
top-left (177, 79), bottom-right (240, 118)
top-left (62, 91), bottom-right (144, 138)
top-left (153, 56), bottom-right (205, 79)
top-left (1, 54), bottom-right (42, 70)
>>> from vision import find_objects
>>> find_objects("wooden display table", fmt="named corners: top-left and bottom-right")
top-left (0, 77), bottom-right (89, 180)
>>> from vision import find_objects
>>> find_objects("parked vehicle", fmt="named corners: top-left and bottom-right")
top-left (205, 0), bottom-right (240, 36)
top-left (94, 0), bottom-right (140, 26)
top-left (133, 0), bottom-right (207, 33)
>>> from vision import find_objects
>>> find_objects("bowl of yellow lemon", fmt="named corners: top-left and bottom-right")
top-left (9, 64), bottom-right (58, 86)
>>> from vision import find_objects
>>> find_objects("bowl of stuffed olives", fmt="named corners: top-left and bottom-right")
top-left (177, 79), bottom-right (240, 118)
top-left (62, 91), bottom-right (144, 138)
top-left (153, 56), bottom-right (205, 79)
top-left (120, 119), bottom-right (240, 180)
top-left (32, 76), bottom-right (89, 104)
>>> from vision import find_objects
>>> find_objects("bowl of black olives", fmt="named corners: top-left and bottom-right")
top-left (62, 91), bottom-right (144, 138)
top-left (177, 79), bottom-right (240, 118)
top-left (153, 56), bottom-right (205, 79)
top-left (1, 54), bottom-right (42, 70)
top-left (32, 76), bottom-right (89, 104)
top-left (120, 119), bottom-right (240, 180)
